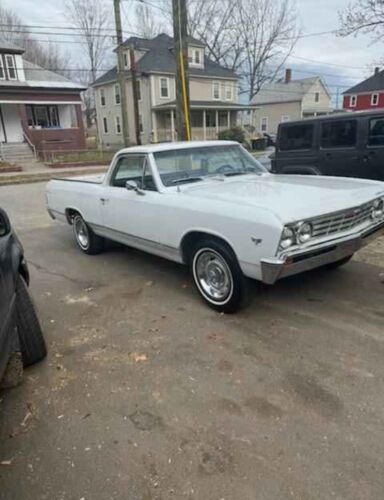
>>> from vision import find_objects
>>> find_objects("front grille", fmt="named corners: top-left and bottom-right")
top-left (312, 201), bottom-right (374, 238)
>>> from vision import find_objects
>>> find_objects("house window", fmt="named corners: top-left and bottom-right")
top-left (160, 77), bottom-right (169, 98)
top-left (281, 115), bottom-right (290, 122)
top-left (321, 119), bottom-right (357, 148)
top-left (114, 84), bottom-right (121, 105)
top-left (315, 92), bottom-right (320, 103)
top-left (26, 105), bottom-right (60, 128)
top-left (124, 52), bottom-right (129, 68)
top-left (103, 117), bottom-right (108, 134)
top-left (225, 84), bottom-right (233, 101)
top-left (260, 117), bottom-right (268, 132)
top-left (350, 95), bottom-right (357, 107)
top-left (100, 88), bottom-right (106, 107)
top-left (371, 93), bottom-right (379, 106)
top-left (279, 124), bottom-right (314, 151)
top-left (0, 57), bottom-right (4, 80)
top-left (212, 81), bottom-right (220, 100)
top-left (5, 55), bottom-right (16, 80)
top-left (136, 80), bottom-right (141, 101)
top-left (115, 116), bottom-right (121, 134)
top-left (194, 50), bottom-right (200, 64)
top-left (139, 113), bottom-right (144, 134)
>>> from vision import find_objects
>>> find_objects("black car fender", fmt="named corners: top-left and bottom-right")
top-left (10, 233), bottom-right (29, 286)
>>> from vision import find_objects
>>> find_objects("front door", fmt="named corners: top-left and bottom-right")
top-left (100, 154), bottom-right (161, 252)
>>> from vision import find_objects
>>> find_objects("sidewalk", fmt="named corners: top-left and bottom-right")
top-left (0, 164), bottom-right (108, 186)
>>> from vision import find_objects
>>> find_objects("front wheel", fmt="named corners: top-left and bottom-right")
top-left (191, 239), bottom-right (247, 313)
top-left (16, 276), bottom-right (47, 367)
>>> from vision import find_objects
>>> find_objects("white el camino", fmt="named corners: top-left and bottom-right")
top-left (46, 141), bottom-right (384, 312)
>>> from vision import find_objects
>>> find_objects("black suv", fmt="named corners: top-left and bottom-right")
top-left (272, 110), bottom-right (384, 181)
top-left (0, 208), bottom-right (46, 385)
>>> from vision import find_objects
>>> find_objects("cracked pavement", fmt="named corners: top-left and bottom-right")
top-left (0, 182), bottom-right (384, 500)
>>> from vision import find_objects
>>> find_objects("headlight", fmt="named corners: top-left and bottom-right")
top-left (372, 198), bottom-right (384, 220)
top-left (279, 226), bottom-right (295, 249)
top-left (297, 222), bottom-right (313, 243)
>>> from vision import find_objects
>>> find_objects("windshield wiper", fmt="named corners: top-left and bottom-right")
top-left (224, 169), bottom-right (259, 177)
top-left (171, 176), bottom-right (204, 185)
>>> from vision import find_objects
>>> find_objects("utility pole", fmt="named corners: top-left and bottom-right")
top-left (129, 46), bottom-right (141, 145)
top-left (172, 0), bottom-right (191, 141)
top-left (113, 0), bottom-right (130, 147)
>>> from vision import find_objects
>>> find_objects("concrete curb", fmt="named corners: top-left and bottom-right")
top-left (0, 167), bottom-right (108, 186)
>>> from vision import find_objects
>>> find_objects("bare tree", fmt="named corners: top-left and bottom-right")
top-left (134, 3), bottom-right (165, 38)
top-left (65, 0), bottom-right (112, 84)
top-left (64, 0), bottom-right (113, 128)
top-left (160, 0), bottom-right (300, 101)
top-left (236, 0), bottom-right (300, 101)
top-left (339, 0), bottom-right (384, 41)
top-left (0, 5), bottom-right (71, 77)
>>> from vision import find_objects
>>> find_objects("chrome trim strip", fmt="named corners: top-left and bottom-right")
top-left (89, 222), bottom-right (182, 263)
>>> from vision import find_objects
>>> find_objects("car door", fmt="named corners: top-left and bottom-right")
top-left (100, 153), bottom-right (162, 251)
top-left (318, 118), bottom-right (364, 178)
top-left (360, 114), bottom-right (384, 181)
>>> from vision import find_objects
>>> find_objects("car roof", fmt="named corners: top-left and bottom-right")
top-left (115, 140), bottom-right (238, 154)
top-left (279, 109), bottom-right (384, 127)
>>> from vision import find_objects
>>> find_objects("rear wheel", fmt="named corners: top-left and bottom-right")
top-left (325, 255), bottom-right (353, 270)
top-left (16, 276), bottom-right (47, 367)
top-left (73, 214), bottom-right (104, 255)
top-left (190, 239), bottom-right (247, 313)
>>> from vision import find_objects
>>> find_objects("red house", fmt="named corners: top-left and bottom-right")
top-left (343, 67), bottom-right (384, 111)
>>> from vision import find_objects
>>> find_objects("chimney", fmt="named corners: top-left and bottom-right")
top-left (375, 67), bottom-right (380, 75)
top-left (285, 68), bottom-right (292, 84)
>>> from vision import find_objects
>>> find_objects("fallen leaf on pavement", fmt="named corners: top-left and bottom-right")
top-left (145, 281), bottom-right (154, 287)
top-left (131, 353), bottom-right (148, 362)
top-left (0, 459), bottom-right (13, 466)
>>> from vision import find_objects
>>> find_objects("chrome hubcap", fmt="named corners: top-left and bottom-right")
top-left (75, 218), bottom-right (89, 249)
top-left (194, 250), bottom-right (232, 302)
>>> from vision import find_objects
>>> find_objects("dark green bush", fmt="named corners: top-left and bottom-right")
top-left (218, 126), bottom-right (245, 143)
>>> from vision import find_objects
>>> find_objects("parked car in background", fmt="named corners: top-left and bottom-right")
top-left (272, 110), bottom-right (384, 181)
top-left (0, 208), bottom-right (46, 386)
top-left (47, 141), bottom-right (384, 313)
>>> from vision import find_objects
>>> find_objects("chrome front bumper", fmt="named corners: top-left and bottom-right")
top-left (261, 222), bottom-right (384, 285)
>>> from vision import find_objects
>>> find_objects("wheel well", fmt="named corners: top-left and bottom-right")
top-left (65, 208), bottom-right (81, 225)
top-left (180, 231), bottom-right (235, 264)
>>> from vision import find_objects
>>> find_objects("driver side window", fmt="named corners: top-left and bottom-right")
top-left (111, 155), bottom-right (156, 191)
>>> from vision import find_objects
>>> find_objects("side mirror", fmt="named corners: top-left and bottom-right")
top-left (0, 209), bottom-right (11, 237)
top-left (125, 180), bottom-right (145, 196)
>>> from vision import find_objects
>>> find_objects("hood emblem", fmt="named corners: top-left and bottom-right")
top-left (251, 237), bottom-right (262, 246)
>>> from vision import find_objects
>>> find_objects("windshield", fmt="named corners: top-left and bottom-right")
top-left (153, 144), bottom-right (266, 186)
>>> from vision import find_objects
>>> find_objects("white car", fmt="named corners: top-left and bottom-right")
top-left (46, 141), bottom-right (384, 312)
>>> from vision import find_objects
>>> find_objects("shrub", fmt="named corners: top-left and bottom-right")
top-left (218, 126), bottom-right (245, 143)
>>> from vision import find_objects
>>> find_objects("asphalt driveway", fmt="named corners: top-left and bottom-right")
top-left (0, 182), bottom-right (384, 500)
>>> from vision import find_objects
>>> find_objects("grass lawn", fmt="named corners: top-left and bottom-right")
top-left (49, 150), bottom-right (116, 164)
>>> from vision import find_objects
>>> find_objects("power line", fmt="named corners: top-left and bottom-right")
top-left (287, 53), bottom-right (373, 70)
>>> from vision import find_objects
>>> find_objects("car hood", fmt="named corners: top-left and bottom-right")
top-left (182, 174), bottom-right (384, 223)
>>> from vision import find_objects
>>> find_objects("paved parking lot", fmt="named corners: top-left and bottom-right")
top-left (1, 182), bottom-right (384, 500)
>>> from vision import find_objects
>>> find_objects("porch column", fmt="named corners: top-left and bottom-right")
top-left (171, 109), bottom-right (175, 142)
top-left (151, 111), bottom-right (158, 143)
top-left (75, 104), bottom-right (86, 149)
top-left (203, 110), bottom-right (206, 140)
top-left (227, 110), bottom-right (230, 129)
top-left (215, 110), bottom-right (219, 136)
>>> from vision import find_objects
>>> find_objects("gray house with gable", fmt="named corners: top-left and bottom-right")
top-left (93, 33), bottom-right (254, 145)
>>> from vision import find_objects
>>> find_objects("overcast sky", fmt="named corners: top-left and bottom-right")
top-left (1, 0), bottom-right (382, 105)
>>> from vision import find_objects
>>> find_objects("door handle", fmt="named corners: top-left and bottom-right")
top-left (325, 152), bottom-right (332, 159)
top-left (100, 197), bottom-right (109, 204)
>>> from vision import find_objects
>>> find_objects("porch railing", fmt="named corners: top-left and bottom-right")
top-left (23, 131), bottom-right (37, 159)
